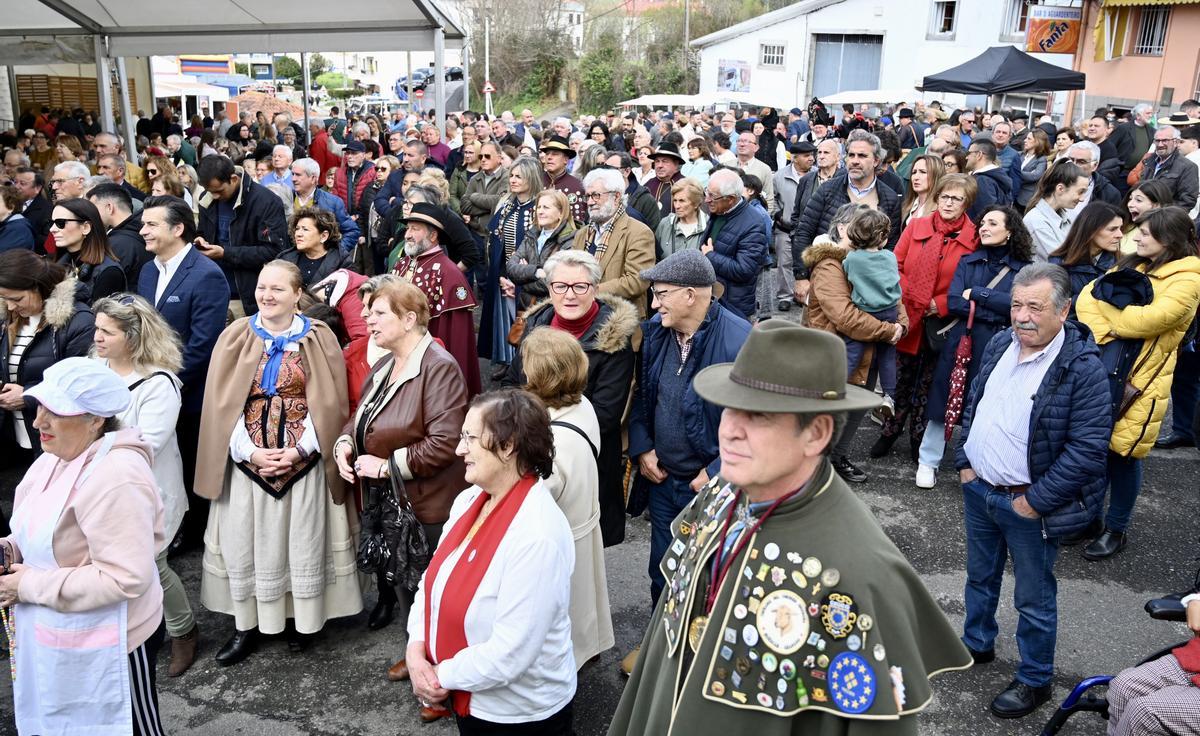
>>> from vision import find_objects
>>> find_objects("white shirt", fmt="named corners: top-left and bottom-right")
top-left (408, 480), bottom-right (576, 723)
top-left (964, 328), bottom-right (1066, 486)
top-left (153, 244), bottom-right (193, 306)
top-left (1187, 149), bottom-right (1200, 219)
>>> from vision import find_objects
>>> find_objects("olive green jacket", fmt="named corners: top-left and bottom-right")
top-left (609, 462), bottom-right (971, 736)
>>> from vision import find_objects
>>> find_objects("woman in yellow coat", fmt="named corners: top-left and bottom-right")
top-left (1076, 206), bottom-right (1200, 560)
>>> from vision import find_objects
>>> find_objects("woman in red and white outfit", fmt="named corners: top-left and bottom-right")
top-left (406, 388), bottom-right (576, 733)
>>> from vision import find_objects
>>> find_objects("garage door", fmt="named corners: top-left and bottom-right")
top-left (811, 34), bottom-right (882, 99)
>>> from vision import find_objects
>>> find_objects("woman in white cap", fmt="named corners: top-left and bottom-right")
top-left (0, 357), bottom-right (167, 736)
top-left (92, 293), bottom-right (198, 677)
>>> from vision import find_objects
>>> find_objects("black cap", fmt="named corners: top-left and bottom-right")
top-left (897, 108), bottom-right (914, 119)
top-left (1010, 110), bottom-right (1029, 121)
top-left (789, 141), bottom-right (817, 155)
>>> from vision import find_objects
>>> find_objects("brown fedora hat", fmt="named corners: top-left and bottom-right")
top-left (404, 201), bottom-right (447, 235)
top-left (694, 320), bottom-right (881, 413)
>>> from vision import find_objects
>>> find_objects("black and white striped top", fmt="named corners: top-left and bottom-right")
top-left (7, 316), bottom-right (40, 449)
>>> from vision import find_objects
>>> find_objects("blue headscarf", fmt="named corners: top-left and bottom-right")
top-left (249, 314), bottom-right (312, 397)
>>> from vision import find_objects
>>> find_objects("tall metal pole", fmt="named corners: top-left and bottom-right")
top-left (462, 38), bottom-right (470, 113)
top-left (484, 17), bottom-right (492, 118)
top-left (406, 51), bottom-right (414, 115)
top-left (114, 57), bottom-right (137, 160)
top-left (434, 27), bottom-right (446, 127)
top-left (683, 0), bottom-right (690, 85)
top-left (301, 52), bottom-right (312, 143)
top-left (94, 36), bottom-right (116, 136)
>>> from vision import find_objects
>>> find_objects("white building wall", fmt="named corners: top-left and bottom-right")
top-left (697, 0), bottom-right (1074, 109)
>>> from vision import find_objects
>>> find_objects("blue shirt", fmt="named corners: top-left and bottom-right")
top-left (963, 328), bottom-right (1066, 486)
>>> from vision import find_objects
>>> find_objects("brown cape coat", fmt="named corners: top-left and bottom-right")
top-left (194, 317), bottom-right (349, 503)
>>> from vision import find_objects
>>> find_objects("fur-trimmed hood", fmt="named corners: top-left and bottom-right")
top-left (523, 292), bottom-right (639, 354)
top-left (0, 274), bottom-right (83, 330)
top-left (801, 235), bottom-right (847, 270)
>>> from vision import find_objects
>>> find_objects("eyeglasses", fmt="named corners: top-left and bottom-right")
top-left (458, 431), bottom-right (481, 447)
top-left (1068, 158), bottom-right (1093, 167)
top-left (51, 217), bottom-right (84, 228)
top-left (549, 281), bottom-right (593, 295)
top-left (704, 191), bottom-right (733, 201)
top-left (937, 194), bottom-right (966, 204)
top-left (651, 286), bottom-right (686, 300)
top-left (585, 191), bottom-right (613, 201)
top-left (1154, 138), bottom-right (1175, 144)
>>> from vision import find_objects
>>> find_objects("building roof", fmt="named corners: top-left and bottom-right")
top-left (0, 0), bottom-right (464, 61)
top-left (690, 0), bottom-right (847, 48)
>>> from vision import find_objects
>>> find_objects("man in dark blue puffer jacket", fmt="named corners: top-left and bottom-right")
top-left (954, 262), bottom-right (1111, 720)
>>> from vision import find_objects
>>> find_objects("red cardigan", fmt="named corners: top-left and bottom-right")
top-left (894, 214), bottom-right (977, 355)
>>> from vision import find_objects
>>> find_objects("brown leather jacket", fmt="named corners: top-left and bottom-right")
top-left (341, 333), bottom-right (468, 524)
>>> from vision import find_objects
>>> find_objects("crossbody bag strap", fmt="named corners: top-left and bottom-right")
top-left (551, 420), bottom-right (599, 460)
top-left (936, 265), bottom-right (1013, 337)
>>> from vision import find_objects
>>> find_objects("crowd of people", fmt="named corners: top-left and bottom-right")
top-left (0, 93), bottom-right (1199, 736)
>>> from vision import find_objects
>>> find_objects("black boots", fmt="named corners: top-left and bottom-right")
top-left (368, 579), bottom-right (398, 631)
top-left (1082, 529), bottom-right (1127, 561)
top-left (215, 628), bottom-right (257, 667)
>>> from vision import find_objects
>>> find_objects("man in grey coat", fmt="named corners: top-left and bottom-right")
top-left (771, 141), bottom-right (815, 312)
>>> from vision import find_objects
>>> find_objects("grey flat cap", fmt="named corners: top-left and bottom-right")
top-left (640, 248), bottom-right (716, 287)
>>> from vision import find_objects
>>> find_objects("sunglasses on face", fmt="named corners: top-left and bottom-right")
top-left (51, 217), bottom-right (84, 228)
top-left (146, 168), bottom-right (159, 176)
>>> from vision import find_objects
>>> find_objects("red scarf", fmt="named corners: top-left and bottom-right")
top-left (1173, 637), bottom-right (1200, 687)
top-left (424, 474), bottom-right (538, 716)
top-left (905, 212), bottom-right (967, 314)
top-left (550, 301), bottom-right (600, 340)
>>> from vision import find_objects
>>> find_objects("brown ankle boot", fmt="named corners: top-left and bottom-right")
top-left (386, 658), bottom-right (410, 682)
top-left (167, 624), bottom-right (199, 678)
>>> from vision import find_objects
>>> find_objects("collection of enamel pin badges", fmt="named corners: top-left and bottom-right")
top-left (662, 487), bottom-right (906, 716)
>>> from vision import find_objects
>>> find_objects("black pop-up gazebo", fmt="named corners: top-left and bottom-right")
top-left (921, 46), bottom-right (1085, 94)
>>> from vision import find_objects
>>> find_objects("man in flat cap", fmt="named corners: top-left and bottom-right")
top-left (611, 320), bottom-right (971, 735)
top-left (622, 248), bottom-right (752, 675)
top-left (772, 141), bottom-right (816, 312)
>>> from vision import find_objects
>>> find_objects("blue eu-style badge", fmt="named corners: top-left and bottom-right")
top-left (829, 652), bottom-right (876, 714)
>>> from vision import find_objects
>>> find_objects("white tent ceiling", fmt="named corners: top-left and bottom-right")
top-left (0, 0), bottom-right (466, 60)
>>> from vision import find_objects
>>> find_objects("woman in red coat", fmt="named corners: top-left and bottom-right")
top-left (872, 174), bottom-right (978, 473)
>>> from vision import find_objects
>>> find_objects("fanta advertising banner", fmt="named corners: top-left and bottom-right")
top-left (1026, 6), bottom-right (1083, 55)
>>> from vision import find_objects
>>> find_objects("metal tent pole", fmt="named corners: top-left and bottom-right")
top-left (434, 27), bottom-right (446, 126)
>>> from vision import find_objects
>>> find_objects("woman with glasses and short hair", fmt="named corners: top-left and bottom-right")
top-left (505, 249), bottom-right (637, 546)
top-left (873, 174), bottom-right (979, 480)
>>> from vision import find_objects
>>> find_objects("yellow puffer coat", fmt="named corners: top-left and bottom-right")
top-left (1076, 255), bottom-right (1200, 458)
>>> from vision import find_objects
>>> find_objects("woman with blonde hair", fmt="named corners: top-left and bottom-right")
top-left (480, 156), bottom-right (543, 375)
top-left (901, 154), bottom-right (945, 226)
top-left (520, 327), bottom-right (614, 668)
top-left (92, 293), bottom-right (200, 676)
top-left (507, 188), bottom-right (577, 309)
top-left (655, 178), bottom-right (708, 256)
top-left (416, 169), bottom-right (451, 205)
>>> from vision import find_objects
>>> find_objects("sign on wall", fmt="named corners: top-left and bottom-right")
top-left (1026, 6), bottom-right (1083, 54)
top-left (717, 59), bottom-right (751, 94)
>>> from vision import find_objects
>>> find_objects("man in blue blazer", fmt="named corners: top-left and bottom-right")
top-left (138, 194), bottom-right (230, 552)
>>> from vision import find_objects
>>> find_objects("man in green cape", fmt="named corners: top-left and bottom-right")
top-left (609, 321), bottom-right (972, 735)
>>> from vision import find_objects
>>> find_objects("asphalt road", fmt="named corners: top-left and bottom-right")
top-left (0, 377), bottom-right (1195, 735)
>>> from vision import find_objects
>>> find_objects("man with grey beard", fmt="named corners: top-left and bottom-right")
top-left (571, 167), bottom-right (655, 316)
top-left (390, 201), bottom-right (481, 395)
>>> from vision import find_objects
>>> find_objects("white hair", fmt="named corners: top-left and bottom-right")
top-left (708, 168), bottom-right (742, 197)
top-left (544, 249), bottom-right (603, 285)
top-left (166, 134), bottom-right (182, 146)
top-left (1132, 103), bottom-right (1154, 117)
top-left (351, 121), bottom-right (370, 137)
top-left (4, 150), bottom-right (29, 166)
top-left (56, 160), bottom-right (91, 180)
top-left (1067, 140), bottom-right (1101, 163)
top-left (292, 158), bottom-right (320, 177)
top-left (272, 144), bottom-right (294, 160)
top-left (1159, 125), bottom-right (1181, 140)
top-left (568, 131), bottom-right (585, 144)
top-left (583, 167), bottom-right (625, 193)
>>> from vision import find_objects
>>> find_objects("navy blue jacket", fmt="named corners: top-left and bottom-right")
top-left (137, 246), bottom-right (230, 414)
top-left (955, 321), bottom-right (1112, 538)
top-left (0, 213), bottom-right (36, 253)
top-left (927, 246), bottom-right (1029, 421)
top-left (629, 300), bottom-right (751, 478)
top-left (700, 197), bottom-right (770, 319)
top-left (197, 175), bottom-right (288, 315)
top-left (967, 167), bottom-right (1014, 222)
top-left (1051, 250), bottom-right (1116, 318)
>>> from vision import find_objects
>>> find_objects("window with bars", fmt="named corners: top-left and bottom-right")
top-left (1132, 6), bottom-right (1169, 55)
top-left (759, 43), bottom-right (786, 68)
top-left (928, 1), bottom-right (957, 39)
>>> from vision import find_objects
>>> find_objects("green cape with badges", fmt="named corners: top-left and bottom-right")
top-left (609, 461), bottom-right (972, 736)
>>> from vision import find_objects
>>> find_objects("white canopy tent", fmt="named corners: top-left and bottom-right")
top-left (1, 0), bottom-right (466, 154)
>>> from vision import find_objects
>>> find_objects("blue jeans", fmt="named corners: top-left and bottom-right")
top-left (1169, 345), bottom-right (1200, 442)
top-left (1104, 451), bottom-right (1143, 533)
top-left (962, 478), bottom-right (1060, 687)
top-left (647, 475), bottom-right (697, 606)
top-left (843, 306), bottom-right (898, 396)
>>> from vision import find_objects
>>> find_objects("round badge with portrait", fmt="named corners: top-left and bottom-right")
top-left (755, 589), bottom-right (809, 655)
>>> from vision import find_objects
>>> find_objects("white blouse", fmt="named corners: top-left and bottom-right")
top-left (407, 480), bottom-right (576, 723)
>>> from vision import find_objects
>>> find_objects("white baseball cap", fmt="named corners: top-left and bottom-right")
top-left (26, 358), bottom-right (131, 418)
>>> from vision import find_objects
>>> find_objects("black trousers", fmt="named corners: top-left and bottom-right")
top-left (455, 701), bottom-right (573, 736)
top-left (175, 411), bottom-right (208, 542)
